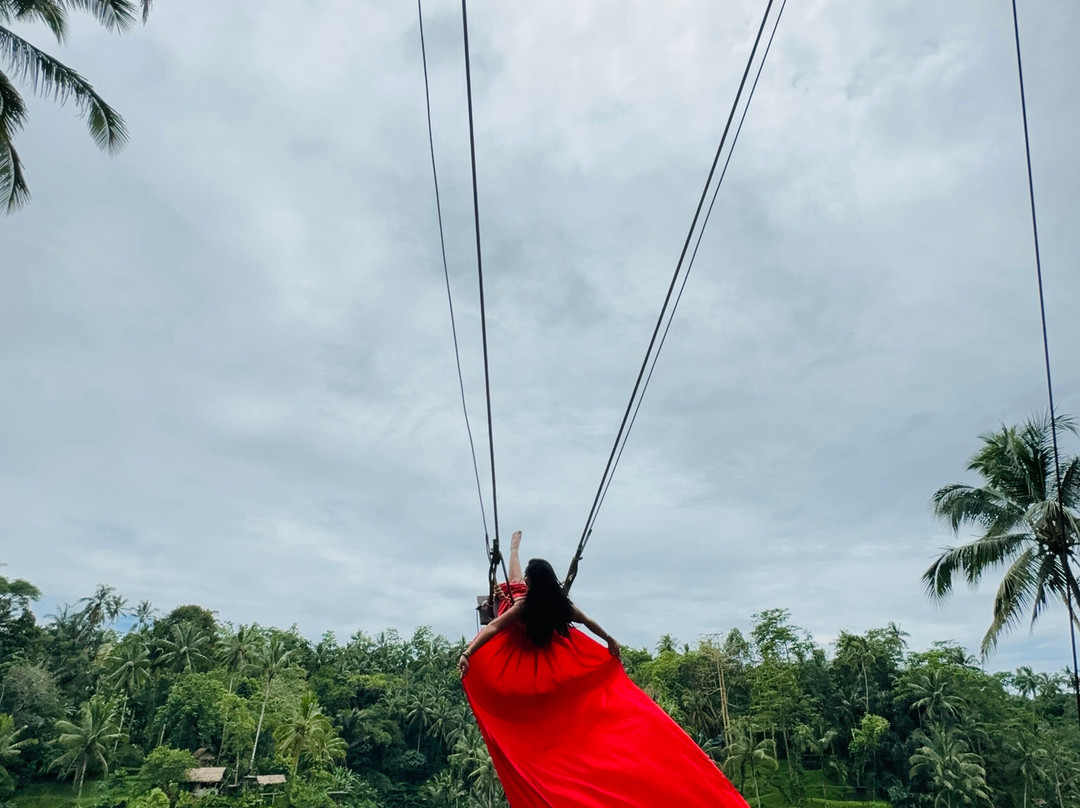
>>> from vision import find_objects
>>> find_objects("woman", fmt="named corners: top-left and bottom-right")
top-left (458, 531), bottom-right (620, 674)
top-left (459, 531), bottom-right (750, 808)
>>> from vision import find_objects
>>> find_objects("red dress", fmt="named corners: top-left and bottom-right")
top-left (464, 585), bottom-right (750, 808)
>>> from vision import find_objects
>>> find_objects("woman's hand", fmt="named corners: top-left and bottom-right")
top-left (606, 636), bottom-right (621, 659)
top-left (458, 652), bottom-right (470, 677)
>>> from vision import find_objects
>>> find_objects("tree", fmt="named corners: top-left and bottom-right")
top-left (249, 635), bottom-right (292, 770)
top-left (273, 692), bottom-right (345, 775)
top-left (849, 713), bottom-right (889, 801)
top-left (219, 625), bottom-right (261, 692)
top-left (897, 668), bottom-right (966, 727)
top-left (157, 622), bottom-right (212, 674)
top-left (133, 601), bottom-right (157, 633)
top-left (50, 695), bottom-right (121, 803)
top-left (0, 573), bottom-right (40, 626)
top-left (156, 673), bottom-right (227, 751)
top-left (0, 712), bottom-right (30, 776)
top-left (136, 746), bottom-right (198, 798)
top-left (77, 585), bottom-right (127, 634)
top-left (835, 633), bottom-right (876, 714)
top-left (103, 636), bottom-right (149, 750)
top-left (909, 724), bottom-right (992, 808)
top-left (925, 415), bottom-right (1080, 656)
top-left (721, 721), bottom-right (777, 808)
top-left (0, 0), bottom-right (153, 211)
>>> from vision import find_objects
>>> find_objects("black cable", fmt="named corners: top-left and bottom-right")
top-left (417, 0), bottom-right (490, 544)
top-left (590, 0), bottom-right (788, 534)
top-left (565, 0), bottom-right (780, 591)
top-left (461, 0), bottom-right (512, 603)
top-left (1010, 0), bottom-right (1080, 733)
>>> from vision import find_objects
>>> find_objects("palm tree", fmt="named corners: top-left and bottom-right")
top-left (897, 668), bottom-right (966, 727)
top-left (449, 725), bottom-right (501, 799)
top-left (105, 637), bottom-right (150, 747)
top-left (49, 695), bottom-right (121, 803)
top-left (835, 633), bottom-right (876, 714)
top-left (0, 712), bottom-right (30, 767)
top-left (272, 692), bottom-right (344, 775)
top-left (406, 685), bottom-right (439, 751)
top-left (1011, 666), bottom-right (1040, 730)
top-left (157, 622), bottom-right (212, 674)
top-left (422, 769), bottom-right (468, 808)
top-left (219, 625), bottom-right (261, 692)
top-left (1006, 731), bottom-right (1049, 808)
top-left (249, 636), bottom-right (292, 770)
top-left (0, 0), bottom-right (152, 211)
top-left (926, 415), bottom-right (1080, 654)
top-left (721, 722), bottom-right (777, 808)
top-left (133, 600), bottom-right (157, 632)
top-left (909, 725), bottom-right (992, 808)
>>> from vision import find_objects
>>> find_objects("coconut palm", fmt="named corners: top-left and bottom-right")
top-left (0, 0), bottom-right (152, 211)
top-left (132, 600), bottom-right (156, 632)
top-left (1006, 731), bottom-right (1049, 808)
top-left (721, 721), bottom-right (777, 808)
top-left (249, 636), bottom-right (292, 770)
top-left (909, 724), bottom-right (992, 808)
top-left (897, 668), bottom-right (967, 727)
top-left (0, 712), bottom-right (30, 766)
top-left (835, 633), bottom-right (876, 714)
top-left (925, 415), bottom-right (1080, 656)
top-left (156, 622), bottom-right (212, 674)
top-left (272, 692), bottom-right (344, 775)
top-left (104, 637), bottom-right (149, 746)
top-left (219, 625), bottom-right (262, 692)
top-left (49, 695), bottom-right (121, 803)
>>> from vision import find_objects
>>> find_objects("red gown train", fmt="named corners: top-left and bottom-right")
top-left (463, 586), bottom-right (750, 808)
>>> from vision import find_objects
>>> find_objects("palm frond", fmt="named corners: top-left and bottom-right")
top-left (1055, 457), bottom-right (1080, 511)
top-left (0, 68), bottom-right (30, 210)
top-left (0, 25), bottom-right (127, 153)
top-left (923, 533), bottom-right (1029, 600)
top-left (981, 548), bottom-right (1037, 656)
top-left (59, 0), bottom-right (136, 32)
top-left (930, 484), bottom-right (1023, 535)
top-left (7, 0), bottom-right (68, 42)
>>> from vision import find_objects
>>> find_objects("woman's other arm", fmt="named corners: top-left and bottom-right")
top-left (571, 606), bottom-right (621, 659)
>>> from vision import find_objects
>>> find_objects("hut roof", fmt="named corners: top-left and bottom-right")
top-left (256, 775), bottom-right (287, 785)
top-left (185, 768), bottom-right (226, 783)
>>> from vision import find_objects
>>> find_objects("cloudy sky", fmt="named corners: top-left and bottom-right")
top-left (3, 0), bottom-right (1079, 674)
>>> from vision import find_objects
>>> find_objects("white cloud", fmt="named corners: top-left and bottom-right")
top-left (3, 0), bottom-right (1078, 675)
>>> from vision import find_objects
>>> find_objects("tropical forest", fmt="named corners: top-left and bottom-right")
top-left (2, 419), bottom-right (1080, 808)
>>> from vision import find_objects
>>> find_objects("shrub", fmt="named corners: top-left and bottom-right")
top-left (136, 747), bottom-right (199, 799)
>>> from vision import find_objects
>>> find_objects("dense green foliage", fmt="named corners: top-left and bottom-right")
top-left (1, 571), bottom-right (1078, 808)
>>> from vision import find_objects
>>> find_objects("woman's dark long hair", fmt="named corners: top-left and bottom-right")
top-left (521, 558), bottom-right (575, 647)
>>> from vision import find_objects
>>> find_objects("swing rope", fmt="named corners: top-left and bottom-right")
top-left (565, 0), bottom-right (784, 592)
top-left (1009, 0), bottom-right (1080, 733)
top-left (586, 0), bottom-right (788, 558)
top-left (461, 0), bottom-right (513, 606)
top-left (417, 0), bottom-right (489, 543)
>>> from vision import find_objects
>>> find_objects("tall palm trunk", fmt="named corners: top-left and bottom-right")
top-left (76, 760), bottom-right (87, 805)
top-left (250, 679), bottom-right (271, 769)
top-left (750, 760), bottom-right (761, 808)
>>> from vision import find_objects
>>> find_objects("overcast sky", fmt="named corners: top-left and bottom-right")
top-left (3, 0), bottom-right (1079, 675)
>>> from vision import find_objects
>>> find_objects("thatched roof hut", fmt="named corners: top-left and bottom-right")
top-left (184, 768), bottom-right (226, 784)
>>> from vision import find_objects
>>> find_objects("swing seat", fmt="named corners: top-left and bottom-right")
top-left (476, 595), bottom-right (495, 625)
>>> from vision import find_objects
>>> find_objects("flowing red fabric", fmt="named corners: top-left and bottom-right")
top-left (463, 620), bottom-right (750, 808)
